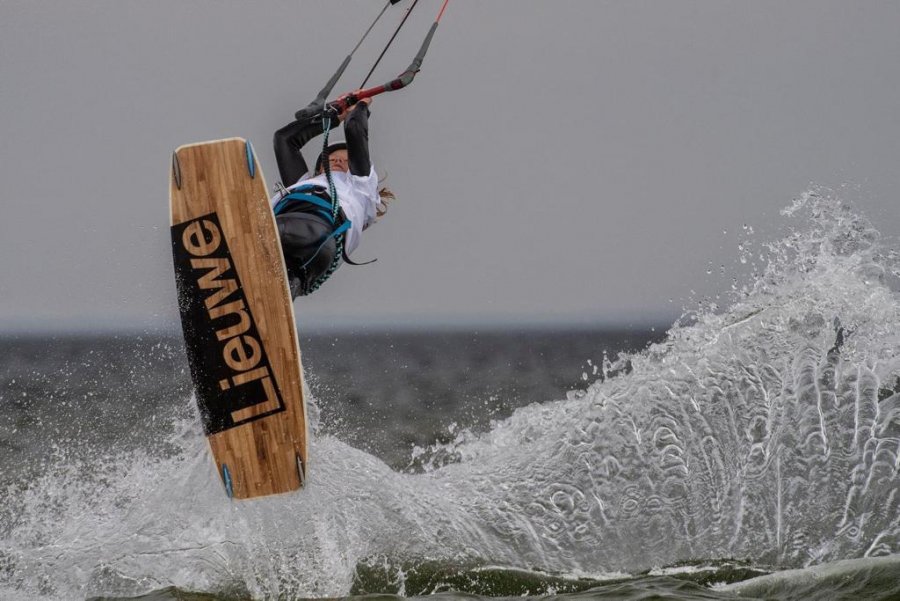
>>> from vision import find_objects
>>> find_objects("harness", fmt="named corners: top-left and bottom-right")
top-left (273, 181), bottom-right (350, 295)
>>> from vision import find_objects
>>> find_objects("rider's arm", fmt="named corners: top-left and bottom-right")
top-left (343, 102), bottom-right (372, 177)
top-left (273, 118), bottom-right (320, 186)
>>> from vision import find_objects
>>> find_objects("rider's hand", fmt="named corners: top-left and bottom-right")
top-left (337, 92), bottom-right (372, 122)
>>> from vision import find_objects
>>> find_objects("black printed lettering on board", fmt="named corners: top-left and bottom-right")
top-left (171, 212), bottom-right (285, 434)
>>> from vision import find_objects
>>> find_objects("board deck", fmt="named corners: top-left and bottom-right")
top-left (169, 137), bottom-right (307, 499)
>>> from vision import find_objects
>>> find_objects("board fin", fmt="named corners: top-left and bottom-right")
top-left (172, 152), bottom-right (183, 190)
top-left (245, 140), bottom-right (256, 179)
top-left (297, 454), bottom-right (306, 488)
top-left (221, 463), bottom-right (234, 498)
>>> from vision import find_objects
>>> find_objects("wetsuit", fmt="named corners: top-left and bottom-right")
top-left (272, 103), bottom-right (380, 298)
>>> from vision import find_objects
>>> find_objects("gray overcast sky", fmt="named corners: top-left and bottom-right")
top-left (1, 1), bottom-right (898, 332)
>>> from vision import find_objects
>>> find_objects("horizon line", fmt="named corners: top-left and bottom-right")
top-left (0, 312), bottom-right (678, 338)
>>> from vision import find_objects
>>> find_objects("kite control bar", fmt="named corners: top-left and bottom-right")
top-left (303, 0), bottom-right (450, 123)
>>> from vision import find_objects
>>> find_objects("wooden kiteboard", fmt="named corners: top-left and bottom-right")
top-left (169, 138), bottom-right (307, 499)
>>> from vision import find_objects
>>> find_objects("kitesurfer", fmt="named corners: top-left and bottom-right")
top-left (271, 95), bottom-right (393, 298)
top-left (266, 0), bottom-right (449, 298)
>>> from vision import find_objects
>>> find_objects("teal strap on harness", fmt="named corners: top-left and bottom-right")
top-left (273, 191), bottom-right (336, 224)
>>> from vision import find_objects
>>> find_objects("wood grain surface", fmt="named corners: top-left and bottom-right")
top-left (170, 138), bottom-right (307, 499)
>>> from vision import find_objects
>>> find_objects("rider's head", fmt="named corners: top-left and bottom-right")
top-left (315, 141), bottom-right (349, 174)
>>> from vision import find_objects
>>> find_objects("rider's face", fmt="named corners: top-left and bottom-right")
top-left (320, 149), bottom-right (349, 174)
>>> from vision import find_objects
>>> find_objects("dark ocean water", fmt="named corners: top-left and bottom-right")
top-left (0, 327), bottom-right (660, 480)
top-left (300, 328), bottom-right (663, 470)
top-left (2, 192), bottom-right (900, 600)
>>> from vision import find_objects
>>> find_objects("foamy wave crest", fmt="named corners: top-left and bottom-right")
top-left (417, 188), bottom-right (900, 571)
